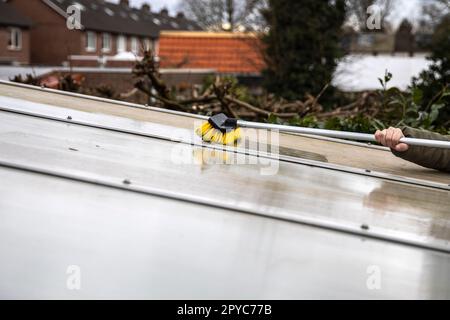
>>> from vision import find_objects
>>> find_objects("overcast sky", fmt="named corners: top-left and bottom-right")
top-left (116, 0), bottom-right (426, 27)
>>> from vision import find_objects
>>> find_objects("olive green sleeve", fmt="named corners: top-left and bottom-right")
top-left (391, 127), bottom-right (450, 172)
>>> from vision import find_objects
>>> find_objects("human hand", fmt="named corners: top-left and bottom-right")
top-left (375, 127), bottom-right (409, 152)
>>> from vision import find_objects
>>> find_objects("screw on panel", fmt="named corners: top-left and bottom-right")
top-left (123, 179), bottom-right (131, 185)
top-left (68, 148), bottom-right (78, 152)
top-left (365, 169), bottom-right (371, 173)
top-left (361, 224), bottom-right (370, 230)
top-left (67, 116), bottom-right (72, 120)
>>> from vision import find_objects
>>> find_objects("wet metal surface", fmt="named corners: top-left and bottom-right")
top-left (278, 146), bottom-right (328, 162)
top-left (0, 95), bottom-right (328, 163)
top-left (0, 95), bottom-right (448, 191)
top-left (0, 168), bottom-right (449, 299)
top-left (0, 111), bottom-right (449, 252)
top-left (1, 85), bottom-right (449, 184)
top-left (0, 96), bottom-right (450, 299)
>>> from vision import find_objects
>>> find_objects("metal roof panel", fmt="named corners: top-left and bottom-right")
top-left (1, 166), bottom-right (448, 299)
top-left (1, 81), bottom-right (448, 185)
top-left (0, 106), bottom-right (449, 252)
top-left (1, 82), bottom-right (450, 299)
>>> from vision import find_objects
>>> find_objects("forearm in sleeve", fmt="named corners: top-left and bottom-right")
top-left (391, 127), bottom-right (450, 172)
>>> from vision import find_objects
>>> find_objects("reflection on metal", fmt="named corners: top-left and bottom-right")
top-left (0, 97), bottom-right (448, 191)
top-left (278, 146), bottom-right (328, 162)
top-left (1, 84), bottom-right (450, 299)
top-left (192, 148), bottom-right (231, 166)
top-left (1, 167), bottom-right (448, 299)
top-left (0, 110), bottom-right (449, 253)
top-left (2, 156), bottom-right (450, 254)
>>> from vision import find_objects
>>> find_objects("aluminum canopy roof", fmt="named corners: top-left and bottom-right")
top-left (0, 81), bottom-right (449, 299)
top-left (1, 81), bottom-right (448, 186)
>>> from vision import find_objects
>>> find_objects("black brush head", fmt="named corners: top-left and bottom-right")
top-left (208, 113), bottom-right (238, 133)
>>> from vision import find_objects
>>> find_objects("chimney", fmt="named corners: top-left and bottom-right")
top-left (160, 8), bottom-right (169, 17)
top-left (176, 12), bottom-right (185, 19)
top-left (119, 0), bottom-right (129, 7)
top-left (141, 3), bottom-right (151, 12)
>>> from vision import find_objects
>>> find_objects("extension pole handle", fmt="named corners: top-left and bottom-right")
top-left (400, 137), bottom-right (450, 149)
top-left (237, 120), bottom-right (450, 149)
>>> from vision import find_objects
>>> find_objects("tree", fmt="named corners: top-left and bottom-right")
top-left (394, 19), bottom-right (414, 54)
top-left (416, 0), bottom-right (449, 45)
top-left (262, 0), bottom-right (346, 101)
top-left (412, 14), bottom-right (450, 127)
top-left (421, 0), bottom-right (450, 28)
top-left (178, 0), bottom-right (268, 31)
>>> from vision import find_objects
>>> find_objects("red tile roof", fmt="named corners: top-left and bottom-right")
top-left (158, 31), bottom-right (266, 74)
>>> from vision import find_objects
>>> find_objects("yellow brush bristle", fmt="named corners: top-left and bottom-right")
top-left (202, 127), bottom-right (216, 142)
top-left (211, 131), bottom-right (223, 144)
top-left (196, 122), bottom-right (212, 136)
top-left (223, 128), bottom-right (241, 145)
top-left (196, 122), bottom-right (241, 145)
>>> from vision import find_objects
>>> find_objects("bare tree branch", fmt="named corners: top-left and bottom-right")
top-left (179, 0), bottom-right (267, 31)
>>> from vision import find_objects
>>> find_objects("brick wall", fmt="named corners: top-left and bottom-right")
top-left (79, 32), bottom-right (154, 57)
top-left (10, 0), bottom-right (82, 65)
top-left (43, 70), bottom-right (147, 103)
top-left (0, 27), bottom-right (30, 64)
top-left (70, 34), bottom-right (156, 67)
top-left (42, 70), bottom-right (212, 104)
top-left (80, 31), bottom-right (117, 56)
top-left (10, 0), bottom-right (158, 66)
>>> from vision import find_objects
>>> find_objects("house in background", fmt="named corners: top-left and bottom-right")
top-left (0, 1), bottom-right (32, 65)
top-left (158, 31), bottom-right (265, 91)
top-left (0, 1), bottom-right (436, 100)
top-left (159, 31), bottom-right (264, 74)
top-left (8, 0), bottom-right (200, 67)
top-left (157, 26), bottom-right (432, 94)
